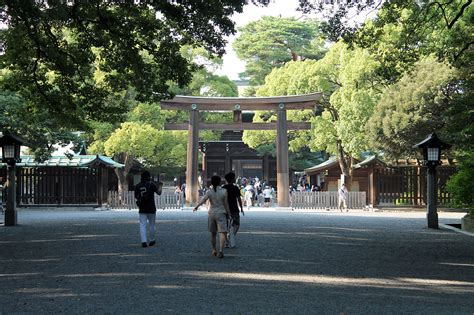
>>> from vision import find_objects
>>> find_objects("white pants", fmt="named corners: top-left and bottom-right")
top-left (139, 213), bottom-right (156, 243)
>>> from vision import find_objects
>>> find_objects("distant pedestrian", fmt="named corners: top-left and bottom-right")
top-left (244, 185), bottom-right (253, 210)
top-left (181, 182), bottom-right (186, 200)
top-left (174, 184), bottom-right (182, 206)
top-left (194, 175), bottom-right (231, 258)
top-left (223, 172), bottom-right (244, 248)
top-left (338, 183), bottom-right (349, 212)
top-left (134, 171), bottom-right (163, 248)
top-left (263, 186), bottom-right (273, 207)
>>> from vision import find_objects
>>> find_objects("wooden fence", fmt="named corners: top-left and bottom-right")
top-left (108, 190), bottom-right (366, 210)
top-left (375, 166), bottom-right (456, 206)
top-left (108, 191), bottom-right (183, 210)
top-left (290, 191), bottom-right (367, 210)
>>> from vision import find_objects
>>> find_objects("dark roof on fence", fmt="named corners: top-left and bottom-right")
top-left (304, 155), bottom-right (385, 173)
top-left (304, 156), bottom-right (338, 173)
top-left (0, 155), bottom-right (124, 168)
top-left (353, 155), bottom-right (386, 168)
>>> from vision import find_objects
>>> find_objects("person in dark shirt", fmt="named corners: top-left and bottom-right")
top-left (134, 171), bottom-right (163, 248)
top-left (223, 172), bottom-right (244, 248)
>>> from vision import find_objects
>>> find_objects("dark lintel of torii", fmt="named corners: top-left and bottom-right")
top-left (159, 93), bottom-right (322, 111)
top-left (164, 122), bottom-right (311, 131)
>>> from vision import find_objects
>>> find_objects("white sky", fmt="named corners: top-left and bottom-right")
top-left (216, 0), bottom-right (311, 80)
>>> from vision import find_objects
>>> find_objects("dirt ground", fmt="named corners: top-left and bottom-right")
top-left (0, 208), bottom-right (472, 314)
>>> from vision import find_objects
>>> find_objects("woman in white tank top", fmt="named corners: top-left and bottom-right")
top-left (194, 175), bottom-right (231, 258)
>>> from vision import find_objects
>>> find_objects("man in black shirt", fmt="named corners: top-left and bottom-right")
top-left (223, 172), bottom-right (244, 248)
top-left (134, 171), bottom-right (163, 248)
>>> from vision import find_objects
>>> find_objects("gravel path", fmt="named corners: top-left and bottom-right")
top-left (0, 208), bottom-right (473, 314)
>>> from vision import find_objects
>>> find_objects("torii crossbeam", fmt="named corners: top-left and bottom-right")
top-left (161, 93), bottom-right (322, 209)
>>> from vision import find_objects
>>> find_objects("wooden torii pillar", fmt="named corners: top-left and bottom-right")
top-left (160, 93), bottom-right (322, 208)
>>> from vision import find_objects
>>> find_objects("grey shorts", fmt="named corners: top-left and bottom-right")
top-left (208, 212), bottom-right (228, 233)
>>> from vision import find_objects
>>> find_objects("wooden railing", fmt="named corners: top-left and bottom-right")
top-left (290, 191), bottom-right (367, 210)
top-left (108, 190), bottom-right (366, 210)
top-left (108, 191), bottom-right (183, 210)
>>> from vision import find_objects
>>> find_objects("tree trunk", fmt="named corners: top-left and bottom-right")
top-left (336, 140), bottom-right (353, 190)
top-left (291, 51), bottom-right (298, 61)
top-left (113, 152), bottom-right (133, 195)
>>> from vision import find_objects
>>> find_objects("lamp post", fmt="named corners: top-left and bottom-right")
top-left (413, 133), bottom-right (451, 229)
top-left (1, 131), bottom-right (24, 226)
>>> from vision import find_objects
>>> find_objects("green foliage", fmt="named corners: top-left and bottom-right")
top-left (233, 16), bottom-right (326, 85)
top-left (367, 57), bottom-right (458, 159)
top-left (446, 150), bottom-right (474, 214)
top-left (251, 42), bottom-right (380, 158)
top-left (0, 90), bottom-right (82, 160)
top-left (0, 1), bottom-right (248, 132)
top-left (353, 1), bottom-right (473, 76)
top-left (104, 122), bottom-right (159, 160)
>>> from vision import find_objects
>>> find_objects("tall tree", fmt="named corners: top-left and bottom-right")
top-left (233, 16), bottom-right (326, 85)
top-left (0, 0), bottom-right (248, 132)
top-left (299, 0), bottom-right (472, 57)
top-left (245, 42), bottom-right (381, 186)
top-left (366, 57), bottom-right (469, 159)
top-left (86, 47), bottom-right (236, 192)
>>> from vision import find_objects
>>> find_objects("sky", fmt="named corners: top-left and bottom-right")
top-left (216, 0), bottom-right (311, 80)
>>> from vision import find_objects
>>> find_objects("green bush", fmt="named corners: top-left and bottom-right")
top-left (446, 150), bottom-right (474, 215)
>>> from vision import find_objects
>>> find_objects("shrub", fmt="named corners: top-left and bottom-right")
top-left (446, 150), bottom-right (474, 216)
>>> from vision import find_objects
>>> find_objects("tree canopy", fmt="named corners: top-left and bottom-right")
top-left (0, 0), bottom-right (247, 132)
top-left (244, 42), bottom-right (381, 180)
top-left (367, 57), bottom-right (459, 159)
top-left (233, 16), bottom-right (326, 85)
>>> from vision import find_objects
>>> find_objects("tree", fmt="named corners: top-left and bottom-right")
top-left (233, 16), bottom-right (326, 85)
top-left (0, 0), bottom-right (249, 132)
top-left (350, 1), bottom-right (473, 82)
top-left (366, 57), bottom-right (460, 159)
top-left (86, 47), bottom-right (236, 192)
top-left (0, 89), bottom-right (81, 160)
top-left (104, 122), bottom-right (160, 193)
top-left (299, 0), bottom-right (473, 60)
top-left (446, 150), bottom-right (474, 215)
top-left (245, 42), bottom-right (381, 186)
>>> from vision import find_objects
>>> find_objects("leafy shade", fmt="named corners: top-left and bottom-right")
top-left (0, 1), bottom-right (247, 128)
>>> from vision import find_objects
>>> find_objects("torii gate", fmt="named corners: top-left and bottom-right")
top-left (160, 93), bottom-right (322, 209)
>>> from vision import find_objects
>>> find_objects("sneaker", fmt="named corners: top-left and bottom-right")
top-left (142, 242), bottom-right (148, 248)
top-left (149, 240), bottom-right (156, 247)
top-left (218, 252), bottom-right (224, 259)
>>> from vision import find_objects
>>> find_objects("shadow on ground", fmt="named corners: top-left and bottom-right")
top-left (0, 209), bottom-right (472, 314)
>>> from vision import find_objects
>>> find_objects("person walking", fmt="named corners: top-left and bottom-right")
top-left (263, 185), bottom-right (273, 207)
top-left (193, 175), bottom-right (231, 259)
top-left (244, 184), bottom-right (253, 210)
top-left (338, 183), bottom-right (349, 212)
top-left (134, 171), bottom-right (163, 248)
top-left (223, 172), bottom-right (244, 248)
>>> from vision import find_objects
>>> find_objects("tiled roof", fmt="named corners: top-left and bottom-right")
top-left (353, 155), bottom-right (386, 168)
top-left (304, 156), bottom-right (338, 173)
top-left (304, 155), bottom-right (384, 173)
top-left (1, 155), bottom-right (124, 168)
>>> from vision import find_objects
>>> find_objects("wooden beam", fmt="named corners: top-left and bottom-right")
top-left (164, 122), bottom-right (311, 131)
top-left (160, 93), bottom-right (322, 111)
